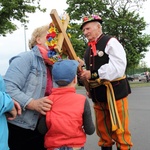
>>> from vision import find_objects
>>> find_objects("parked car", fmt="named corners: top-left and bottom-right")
top-left (132, 74), bottom-right (140, 80)
top-left (127, 75), bottom-right (134, 81)
top-left (138, 73), bottom-right (146, 82)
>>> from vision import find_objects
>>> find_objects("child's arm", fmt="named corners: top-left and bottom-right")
top-left (37, 115), bottom-right (48, 134)
top-left (83, 99), bottom-right (95, 135)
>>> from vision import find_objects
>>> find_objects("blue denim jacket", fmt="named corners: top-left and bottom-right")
top-left (4, 46), bottom-right (49, 130)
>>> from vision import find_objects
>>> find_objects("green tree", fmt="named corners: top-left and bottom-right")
top-left (0, 0), bottom-right (46, 36)
top-left (65, 0), bottom-right (150, 68)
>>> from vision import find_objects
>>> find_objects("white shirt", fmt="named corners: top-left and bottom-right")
top-left (98, 37), bottom-right (127, 81)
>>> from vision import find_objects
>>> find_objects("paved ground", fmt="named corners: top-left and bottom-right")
top-left (76, 87), bottom-right (150, 150)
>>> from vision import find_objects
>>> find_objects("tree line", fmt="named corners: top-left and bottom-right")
top-left (0, 0), bottom-right (150, 70)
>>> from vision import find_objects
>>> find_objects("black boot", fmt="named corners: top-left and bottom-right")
top-left (101, 146), bottom-right (112, 150)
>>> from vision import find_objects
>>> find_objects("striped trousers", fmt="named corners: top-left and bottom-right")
top-left (94, 97), bottom-right (133, 150)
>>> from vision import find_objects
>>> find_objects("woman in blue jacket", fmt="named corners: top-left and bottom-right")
top-left (4, 24), bottom-right (53, 150)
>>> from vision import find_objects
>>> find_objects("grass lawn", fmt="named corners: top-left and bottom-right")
top-left (129, 81), bottom-right (150, 88)
top-left (77, 81), bottom-right (150, 89)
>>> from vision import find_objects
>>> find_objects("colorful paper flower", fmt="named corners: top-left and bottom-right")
top-left (46, 13), bottom-right (71, 65)
top-left (82, 14), bottom-right (102, 23)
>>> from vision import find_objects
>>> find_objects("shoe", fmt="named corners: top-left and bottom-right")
top-left (101, 147), bottom-right (112, 150)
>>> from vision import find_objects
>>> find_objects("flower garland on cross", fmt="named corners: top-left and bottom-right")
top-left (46, 12), bottom-right (71, 65)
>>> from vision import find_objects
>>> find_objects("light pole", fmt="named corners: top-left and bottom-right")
top-left (24, 24), bottom-right (27, 52)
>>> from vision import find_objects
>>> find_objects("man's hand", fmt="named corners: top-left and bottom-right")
top-left (80, 70), bottom-right (91, 80)
top-left (27, 97), bottom-right (53, 115)
top-left (77, 57), bottom-right (85, 68)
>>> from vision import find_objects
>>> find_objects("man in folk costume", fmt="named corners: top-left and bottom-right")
top-left (79, 14), bottom-right (133, 150)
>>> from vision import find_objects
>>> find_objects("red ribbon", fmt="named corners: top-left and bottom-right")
top-left (88, 41), bottom-right (97, 56)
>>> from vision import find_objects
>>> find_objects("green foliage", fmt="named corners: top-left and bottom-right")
top-left (0, 0), bottom-right (46, 36)
top-left (67, 23), bottom-right (87, 58)
top-left (103, 9), bottom-right (150, 68)
top-left (65, 0), bottom-right (106, 58)
top-left (65, 0), bottom-right (150, 68)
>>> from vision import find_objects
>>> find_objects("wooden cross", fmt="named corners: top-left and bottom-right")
top-left (50, 9), bottom-right (90, 94)
top-left (50, 9), bottom-right (78, 60)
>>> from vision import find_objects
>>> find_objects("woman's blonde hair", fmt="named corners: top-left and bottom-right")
top-left (28, 24), bottom-right (49, 49)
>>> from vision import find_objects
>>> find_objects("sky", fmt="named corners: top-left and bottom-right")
top-left (0, 0), bottom-right (150, 75)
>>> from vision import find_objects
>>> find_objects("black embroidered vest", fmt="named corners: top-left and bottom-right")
top-left (84, 34), bottom-right (131, 102)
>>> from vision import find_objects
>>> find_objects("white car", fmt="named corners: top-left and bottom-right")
top-left (138, 73), bottom-right (146, 82)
